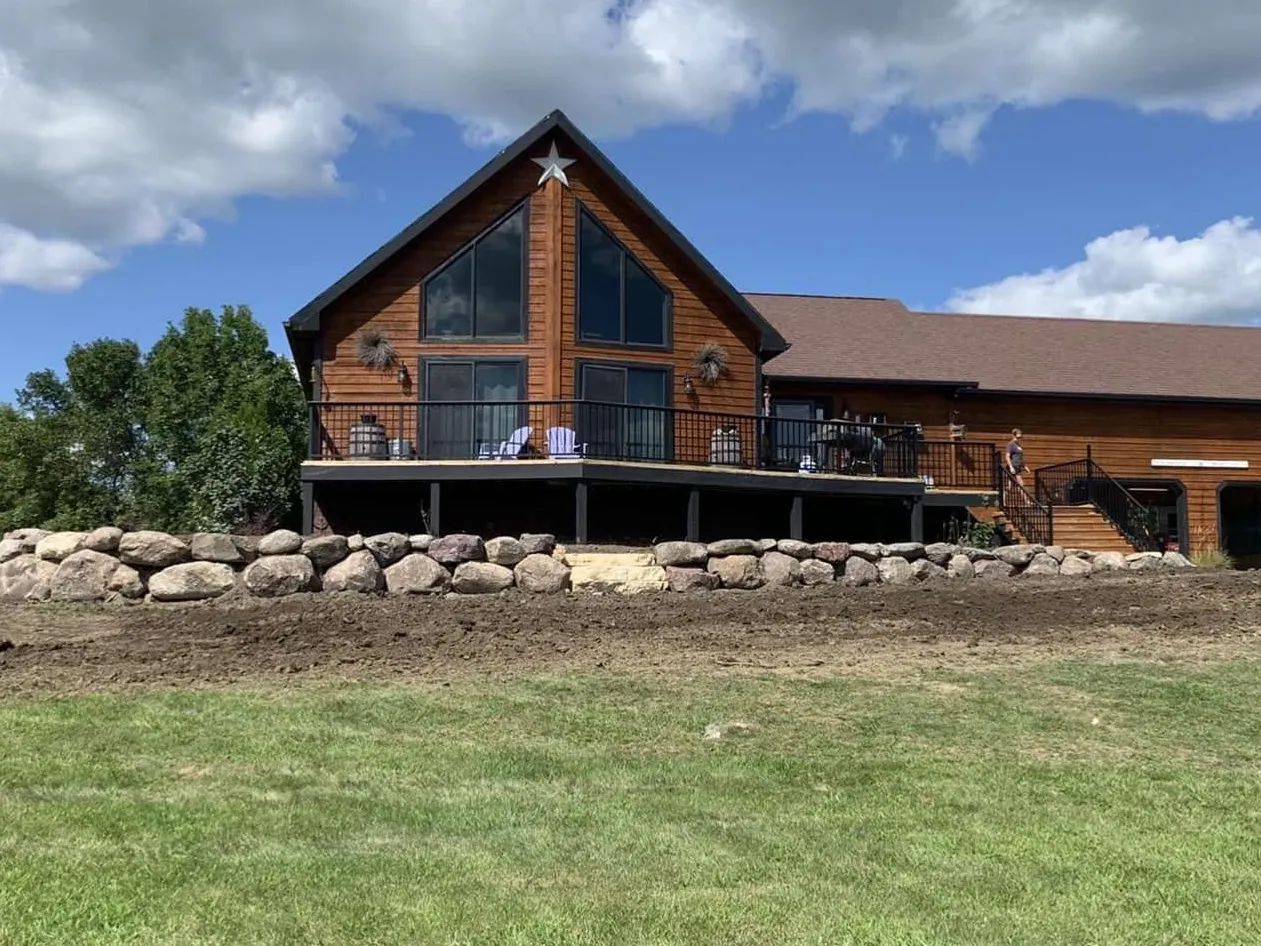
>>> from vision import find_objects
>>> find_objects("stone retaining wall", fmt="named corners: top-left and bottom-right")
top-left (0, 527), bottom-right (1196, 604)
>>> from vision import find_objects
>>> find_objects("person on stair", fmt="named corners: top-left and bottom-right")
top-left (1005, 429), bottom-right (1027, 489)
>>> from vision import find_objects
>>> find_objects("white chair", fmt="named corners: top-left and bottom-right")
top-left (546, 426), bottom-right (586, 459)
top-left (495, 426), bottom-right (533, 459)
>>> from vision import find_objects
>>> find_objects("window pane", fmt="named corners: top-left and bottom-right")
top-left (626, 368), bottom-right (667, 405)
top-left (578, 213), bottom-right (622, 342)
top-left (474, 209), bottom-right (524, 337)
top-left (580, 365), bottom-right (625, 402)
top-left (423, 362), bottom-right (473, 459)
top-left (425, 362), bottom-right (473, 401)
top-left (474, 362), bottom-right (524, 448)
top-left (625, 368), bottom-right (669, 461)
top-left (424, 252), bottom-right (473, 337)
top-left (625, 258), bottom-right (666, 346)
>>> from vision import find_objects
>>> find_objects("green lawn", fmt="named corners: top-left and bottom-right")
top-left (2, 662), bottom-right (1261, 945)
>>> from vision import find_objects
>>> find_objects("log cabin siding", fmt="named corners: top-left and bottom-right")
top-left (317, 156), bottom-right (551, 409)
top-left (770, 380), bottom-right (1261, 550)
top-left (560, 159), bottom-right (760, 414)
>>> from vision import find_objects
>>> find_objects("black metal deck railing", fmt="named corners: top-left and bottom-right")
top-left (1033, 454), bottom-right (1161, 550)
top-left (308, 400), bottom-right (1000, 488)
top-left (1000, 465), bottom-right (1054, 546)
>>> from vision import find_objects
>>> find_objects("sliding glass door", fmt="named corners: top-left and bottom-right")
top-left (421, 359), bottom-right (525, 459)
top-left (577, 363), bottom-right (671, 462)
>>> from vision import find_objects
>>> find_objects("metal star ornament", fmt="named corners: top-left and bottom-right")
top-left (532, 141), bottom-right (576, 188)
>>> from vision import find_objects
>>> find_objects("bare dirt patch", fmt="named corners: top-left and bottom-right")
top-left (2, 571), bottom-right (1260, 698)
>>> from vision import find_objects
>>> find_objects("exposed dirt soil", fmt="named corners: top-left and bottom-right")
top-left (2, 571), bottom-right (1260, 698)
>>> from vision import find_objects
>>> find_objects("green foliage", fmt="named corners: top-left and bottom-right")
top-left (0, 305), bottom-right (306, 534)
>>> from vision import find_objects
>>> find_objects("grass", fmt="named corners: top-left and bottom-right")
top-left (2, 663), bottom-right (1261, 945)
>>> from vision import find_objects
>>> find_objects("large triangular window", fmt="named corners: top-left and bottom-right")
top-left (577, 207), bottom-right (670, 348)
top-left (423, 205), bottom-right (526, 339)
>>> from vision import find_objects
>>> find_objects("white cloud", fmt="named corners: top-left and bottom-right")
top-left (5, 0), bottom-right (1261, 293)
top-left (946, 217), bottom-right (1261, 324)
top-left (889, 134), bottom-right (908, 160)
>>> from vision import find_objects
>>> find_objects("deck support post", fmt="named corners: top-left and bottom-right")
top-left (301, 482), bottom-right (314, 536)
top-left (428, 482), bottom-right (441, 537)
top-left (789, 494), bottom-right (804, 541)
top-left (910, 497), bottom-right (924, 544)
top-left (575, 481), bottom-right (589, 544)
top-left (687, 489), bottom-right (701, 542)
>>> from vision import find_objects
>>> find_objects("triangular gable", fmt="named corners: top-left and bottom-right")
top-left (284, 109), bottom-right (787, 355)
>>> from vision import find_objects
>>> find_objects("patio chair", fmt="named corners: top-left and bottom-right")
top-left (546, 426), bottom-right (586, 459)
top-left (496, 426), bottom-right (533, 459)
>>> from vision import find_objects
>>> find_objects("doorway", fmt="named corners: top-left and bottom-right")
top-left (1117, 479), bottom-right (1186, 553)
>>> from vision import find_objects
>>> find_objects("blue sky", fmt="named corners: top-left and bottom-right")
top-left (6, 0), bottom-right (1261, 401)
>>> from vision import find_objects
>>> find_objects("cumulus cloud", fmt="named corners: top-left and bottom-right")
top-left (5, 0), bottom-right (1261, 293)
top-left (946, 217), bottom-right (1261, 324)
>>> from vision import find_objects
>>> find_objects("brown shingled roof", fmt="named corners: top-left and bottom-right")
top-left (749, 292), bottom-right (1261, 402)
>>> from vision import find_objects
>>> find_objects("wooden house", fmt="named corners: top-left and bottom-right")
top-left (286, 109), bottom-right (1261, 558)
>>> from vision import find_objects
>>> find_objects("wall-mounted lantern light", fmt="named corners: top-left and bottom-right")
top-left (397, 363), bottom-right (409, 386)
top-left (682, 374), bottom-right (695, 396)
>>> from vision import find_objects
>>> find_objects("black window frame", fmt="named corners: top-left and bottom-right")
top-left (418, 355), bottom-right (529, 460)
top-left (574, 201), bottom-right (672, 351)
top-left (420, 201), bottom-right (530, 343)
top-left (574, 359), bottom-right (674, 463)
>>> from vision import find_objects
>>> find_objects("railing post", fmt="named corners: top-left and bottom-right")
top-left (308, 403), bottom-right (320, 460)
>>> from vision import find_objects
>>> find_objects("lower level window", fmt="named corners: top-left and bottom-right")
top-left (577, 363), bottom-right (670, 461)
top-left (422, 359), bottom-right (525, 459)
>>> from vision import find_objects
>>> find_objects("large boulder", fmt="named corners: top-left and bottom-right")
top-left (1092, 551), bottom-right (1127, 573)
top-left (192, 533), bottom-right (245, 565)
top-left (995, 544), bottom-right (1037, 567)
top-left (230, 535), bottom-right (261, 563)
top-left (799, 559), bottom-right (835, 586)
top-left (243, 555), bottom-right (316, 597)
top-left (947, 554), bottom-right (976, 579)
top-left (108, 564), bottom-right (147, 599)
top-left (706, 538), bottom-right (760, 557)
top-left (0, 539), bottom-right (24, 563)
top-left (761, 550), bottom-right (802, 587)
top-left (666, 566), bottom-right (720, 593)
top-left (409, 534), bottom-right (434, 552)
top-left (811, 542), bottom-right (851, 565)
top-left (1043, 546), bottom-right (1067, 563)
top-left (843, 557), bottom-right (879, 586)
top-left (877, 556), bottom-right (916, 585)
top-left (0, 555), bottom-right (57, 602)
top-left (149, 562), bottom-right (237, 602)
top-left (258, 529), bottom-right (304, 556)
top-left (118, 531), bottom-right (190, 569)
top-left (519, 533), bottom-right (556, 556)
top-left (49, 549), bottom-right (120, 602)
top-left (1127, 552), bottom-right (1163, 572)
top-left (322, 550), bottom-right (383, 593)
top-left (83, 526), bottom-right (124, 553)
top-left (911, 558), bottom-right (947, 581)
top-left (884, 542), bottom-right (925, 561)
top-left (301, 535), bottom-right (349, 570)
top-left (485, 536), bottom-right (527, 567)
top-left (428, 534), bottom-right (486, 565)
top-left (975, 559), bottom-right (1015, 580)
top-left (569, 554), bottom-right (668, 593)
top-left (1162, 551), bottom-right (1194, 569)
top-left (775, 539), bottom-right (814, 560)
top-left (514, 554), bottom-right (570, 593)
top-left (452, 561), bottom-right (515, 594)
top-left (346, 534), bottom-right (366, 553)
top-left (1023, 552), bottom-right (1061, 578)
top-left (364, 532), bottom-right (410, 566)
top-left (653, 541), bottom-right (709, 567)
top-left (848, 543), bottom-right (884, 562)
top-left (706, 554), bottom-right (764, 590)
top-left (1059, 555), bottom-right (1093, 578)
top-left (384, 554), bottom-right (450, 594)
top-left (756, 538), bottom-right (779, 553)
top-left (924, 543), bottom-right (957, 567)
top-left (35, 531), bottom-right (87, 562)
top-left (5, 528), bottom-right (51, 552)
top-left (963, 546), bottom-right (996, 561)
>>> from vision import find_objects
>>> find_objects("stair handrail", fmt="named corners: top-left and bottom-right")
top-left (1084, 449), bottom-right (1162, 551)
top-left (999, 466), bottom-right (1054, 546)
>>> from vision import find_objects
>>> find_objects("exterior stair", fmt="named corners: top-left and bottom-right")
top-left (967, 505), bottom-right (1024, 544)
top-left (1050, 504), bottom-right (1138, 554)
